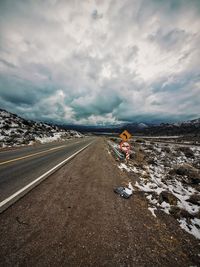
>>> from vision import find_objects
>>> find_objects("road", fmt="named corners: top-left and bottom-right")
top-left (0, 138), bottom-right (199, 266)
top-left (0, 137), bottom-right (94, 210)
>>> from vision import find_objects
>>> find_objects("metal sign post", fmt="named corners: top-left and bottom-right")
top-left (125, 151), bottom-right (130, 163)
top-left (119, 129), bottom-right (132, 162)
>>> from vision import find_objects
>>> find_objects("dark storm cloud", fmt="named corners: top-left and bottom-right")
top-left (0, 0), bottom-right (199, 125)
top-left (0, 75), bottom-right (39, 105)
top-left (71, 91), bottom-right (123, 120)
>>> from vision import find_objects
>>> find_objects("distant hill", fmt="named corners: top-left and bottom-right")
top-left (62, 118), bottom-right (200, 136)
top-left (0, 109), bottom-right (83, 148)
top-left (136, 118), bottom-right (200, 136)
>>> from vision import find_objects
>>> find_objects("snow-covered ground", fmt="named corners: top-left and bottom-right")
top-left (0, 109), bottom-right (83, 148)
top-left (135, 135), bottom-right (182, 139)
top-left (115, 141), bottom-right (200, 240)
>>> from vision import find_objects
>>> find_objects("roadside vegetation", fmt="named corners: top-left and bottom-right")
top-left (108, 137), bottom-right (200, 240)
top-left (0, 109), bottom-right (83, 148)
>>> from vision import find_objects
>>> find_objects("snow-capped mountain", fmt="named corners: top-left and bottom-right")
top-left (0, 109), bottom-right (83, 148)
top-left (137, 123), bottom-right (148, 129)
top-left (173, 118), bottom-right (200, 127)
top-left (61, 118), bottom-right (200, 136)
top-left (139, 118), bottom-right (200, 135)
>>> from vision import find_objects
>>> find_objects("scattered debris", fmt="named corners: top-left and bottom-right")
top-left (114, 182), bottom-right (134, 199)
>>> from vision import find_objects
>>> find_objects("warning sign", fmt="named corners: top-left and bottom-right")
top-left (120, 141), bottom-right (131, 153)
top-left (119, 130), bottom-right (132, 142)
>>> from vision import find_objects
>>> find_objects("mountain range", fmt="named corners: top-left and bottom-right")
top-left (62, 118), bottom-right (200, 136)
top-left (0, 108), bottom-right (199, 148)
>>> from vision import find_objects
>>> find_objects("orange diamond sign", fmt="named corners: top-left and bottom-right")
top-left (119, 130), bottom-right (132, 142)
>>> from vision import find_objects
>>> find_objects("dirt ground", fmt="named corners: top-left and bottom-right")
top-left (0, 138), bottom-right (200, 267)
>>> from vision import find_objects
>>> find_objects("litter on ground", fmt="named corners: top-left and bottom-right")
top-left (114, 182), bottom-right (134, 199)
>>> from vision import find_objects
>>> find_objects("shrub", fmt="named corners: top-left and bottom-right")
top-left (110, 137), bottom-right (118, 142)
top-left (179, 146), bottom-right (194, 158)
top-left (169, 164), bottom-right (200, 184)
top-left (163, 146), bottom-right (171, 153)
top-left (135, 138), bottom-right (145, 143)
top-left (2, 124), bottom-right (10, 131)
top-left (158, 191), bottom-right (178, 205)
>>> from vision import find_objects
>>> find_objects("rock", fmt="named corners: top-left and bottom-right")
top-left (158, 191), bottom-right (178, 206)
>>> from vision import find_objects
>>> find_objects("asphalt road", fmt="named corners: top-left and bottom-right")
top-left (0, 137), bottom-right (94, 204)
top-left (0, 138), bottom-right (199, 266)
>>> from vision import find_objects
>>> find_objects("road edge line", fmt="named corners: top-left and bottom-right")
top-left (0, 141), bottom-right (93, 213)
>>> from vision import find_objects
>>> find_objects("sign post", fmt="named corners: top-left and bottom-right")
top-left (119, 130), bottom-right (132, 162)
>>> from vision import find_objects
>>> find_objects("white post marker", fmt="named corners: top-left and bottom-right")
top-left (126, 151), bottom-right (130, 160)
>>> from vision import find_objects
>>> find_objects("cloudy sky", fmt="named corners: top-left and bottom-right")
top-left (0, 0), bottom-right (200, 125)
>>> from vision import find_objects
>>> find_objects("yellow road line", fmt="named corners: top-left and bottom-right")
top-left (0, 145), bottom-right (66, 166)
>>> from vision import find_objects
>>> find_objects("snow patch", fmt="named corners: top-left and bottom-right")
top-left (178, 218), bottom-right (200, 240)
top-left (118, 163), bottom-right (132, 172)
top-left (0, 109), bottom-right (83, 148)
top-left (115, 140), bottom-right (200, 240)
top-left (148, 207), bottom-right (157, 217)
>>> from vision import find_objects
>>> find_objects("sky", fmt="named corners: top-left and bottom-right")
top-left (0, 0), bottom-right (200, 125)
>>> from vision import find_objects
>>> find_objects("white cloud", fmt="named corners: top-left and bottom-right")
top-left (0, 0), bottom-right (199, 124)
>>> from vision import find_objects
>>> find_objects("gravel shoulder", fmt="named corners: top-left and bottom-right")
top-left (0, 138), bottom-right (199, 266)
